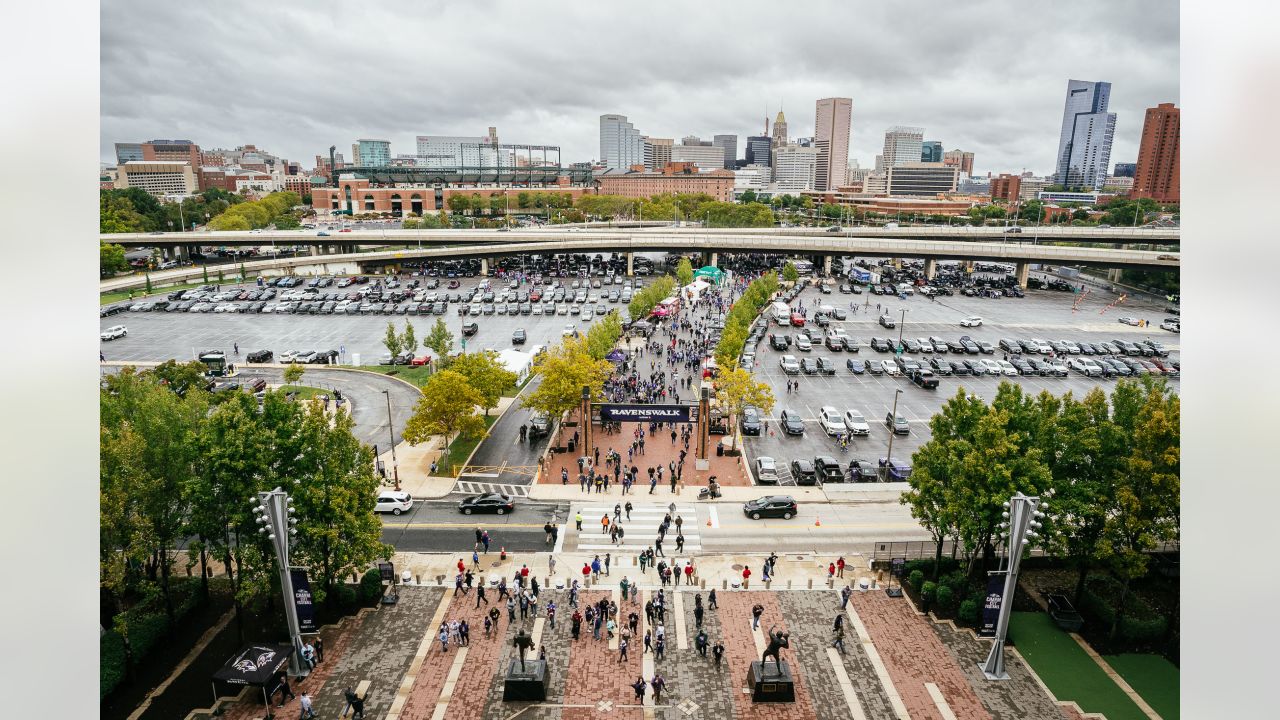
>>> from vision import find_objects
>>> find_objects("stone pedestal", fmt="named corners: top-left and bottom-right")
top-left (502, 659), bottom-right (548, 701)
top-left (746, 660), bottom-right (795, 702)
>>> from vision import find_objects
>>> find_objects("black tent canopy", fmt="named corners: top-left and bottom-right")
top-left (211, 643), bottom-right (294, 717)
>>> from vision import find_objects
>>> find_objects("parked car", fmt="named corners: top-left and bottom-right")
top-left (374, 490), bottom-right (413, 515)
top-left (462, 322), bottom-right (479, 337)
top-left (753, 456), bottom-right (779, 485)
top-left (908, 369), bottom-right (939, 389)
top-left (779, 409), bottom-right (805, 435)
top-left (885, 412), bottom-right (910, 435)
top-left (246, 349), bottom-right (273, 363)
top-left (779, 355), bottom-right (800, 374)
top-left (846, 358), bottom-right (868, 374)
top-left (743, 496), bottom-right (798, 520)
top-left (790, 459), bottom-right (818, 486)
top-left (740, 406), bottom-right (763, 436)
top-left (878, 314), bottom-right (896, 328)
top-left (819, 406), bottom-right (846, 436)
top-left (960, 316), bottom-right (983, 327)
top-left (458, 493), bottom-right (515, 515)
top-left (100, 325), bottom-right (128, 341)
top-left (512, 329), bottom-right (528, 344)
top-left (843, 409), bottom-right (870, 436)
top-left (878, 457), bottom-right (913, 482)
top-left (814, 456), bottom-right (844, 484)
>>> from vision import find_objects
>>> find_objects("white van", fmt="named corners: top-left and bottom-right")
top-left (772, 301), bottom-right (791, 325)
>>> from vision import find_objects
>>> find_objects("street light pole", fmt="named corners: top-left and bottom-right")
top-left (381, 389), bottom-right (399, 489)
top-left (897, 308), bottom-right (908, 346)
top-left (883, 388), bottom-right (903, 480)
top-left (251, 488), bottom-right (307, 679)
top-left (980, 492), bottom-right (1046, 680)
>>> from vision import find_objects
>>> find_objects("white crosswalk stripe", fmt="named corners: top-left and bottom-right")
top-left (454, 480), bottom-right (529, 497)
top-left (572, 503), bottom-right (701, 552)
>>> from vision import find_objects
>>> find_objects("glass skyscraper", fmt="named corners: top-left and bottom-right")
top-left (599, 114), bottom-right (644, 170)
top-left (920, 140), bottom-right (943, 163)
top-left (1053, 80), bottom-right (1116, 190)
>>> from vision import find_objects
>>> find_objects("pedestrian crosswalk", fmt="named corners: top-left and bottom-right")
top-left (573, 502), bottom-right (701, 552)
top-left (454, 480), bottom-right (530, 497)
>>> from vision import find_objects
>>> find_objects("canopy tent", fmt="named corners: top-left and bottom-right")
top-left (495, 348), bottom-right (534, 384)
top-left (694, 266), bottom-right (724, 283)
top-left (211, 644), bottom-right (294, 713)
top-left (605, 349), bottom-right (627, 363)
top-left (681, 279), bottom-right (712, 301)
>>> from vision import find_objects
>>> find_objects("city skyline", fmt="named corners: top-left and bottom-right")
top-left (102, 1), bottom-right (1177, 175)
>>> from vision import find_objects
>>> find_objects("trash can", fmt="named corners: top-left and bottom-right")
top-left (567, 438), bottom-right (576, 454)
top-left (716, 442), bottom-right (725, 457)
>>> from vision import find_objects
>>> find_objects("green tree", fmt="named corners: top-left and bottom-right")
top-left (382, 321), bottom-right (403, 357)
top-left (522, 337), bottom-right (615, 425)
top-left (517, 191), bottom-right (531, 209)
top-left (715, 367), bottom-right (775, 450)
top-left (628, 275), bottom-right (676, 319)
top-left (781, 261), bottom-right (800, 283)
top-left (675, 257), bottom-right (694, 286)
top-left (101, 242), bottom-right (129, 275)
top-left (283, 363), bottom-right (305, 385)
top-left (144, 274), bottom-right (152, 294)
top-left (402, 370), bottom-right (488, 459)
top-left (400, 321), bottom-right (417, 358)
top-left (739, 189), bottom-right (758, 204)
top-left (150, 359), bottom-right (210, 397)
top-left (447, 194), bottom-right (471, 214)
top-left (424, 318), bottom-right (454, 359)
top-left (584, 310), bottom-right (623, 360)
top-left (449, 350), bottom-right (518, 416)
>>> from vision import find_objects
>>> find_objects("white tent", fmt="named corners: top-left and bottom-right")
top-left (495, 348), bottom-right (533, 384)
top-left (682, 279), bottom-right (712, 301)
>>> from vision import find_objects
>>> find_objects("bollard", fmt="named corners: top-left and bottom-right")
top-left (722, 579), bottom-right (728, 590)
top-left (415, 574), bottom-right (421, 585)
top-left (765, 580), bottom-right (771, 590)
top-left (699, 578), bottom-right (705, 589)
top-left (807, 578), bottom-right (813, 589)
top-left (437, 574), bottom-right (445, 586)
top-left (827, 578), bottom-right (834, 589)
top-left (787, 579), bottom-right (792, 590)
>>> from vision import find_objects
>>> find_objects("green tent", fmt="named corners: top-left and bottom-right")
top-left (694, 266), bottom-right (724, 283)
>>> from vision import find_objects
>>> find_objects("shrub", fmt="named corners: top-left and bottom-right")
top-left (920, 581), bottom-right (937, 604)
top-left (100, 631), bottom-right (127, 700)
top-left (904, 556), bottom-right (959, 579)
top-left (358, 568), bottom-right (384, 604)
top-left (940, 570), bottom-right (968, 594)
top-left (959, 599), bottom-right (979, 624)
top-left (1079, 574), bottom-right (1169, 643)
top-left (908, 570), bottom-right (924, 589)
top-left (935, 585), bottom-right (956, 610)
top-left (336, 583), bottom-right (359, 608)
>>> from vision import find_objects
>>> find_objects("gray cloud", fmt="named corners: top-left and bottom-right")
top-left (101, 0), bottom-right (1178, 176)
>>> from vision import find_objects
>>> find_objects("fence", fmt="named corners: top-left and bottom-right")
top-left (871, 539), bottom-right (1180, 563)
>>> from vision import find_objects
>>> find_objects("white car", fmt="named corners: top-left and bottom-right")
top-left (779, 355), bottom-right (800, 374)
top-left (1070, 358), bottom-right (1103, 377)
top-left (374, 490), bottom-right (413, 515)
top-left (843, 409), bottom-right (870, 436)
top-left (981, 358), bottom-right (1003, 374)
top-left (279, 349), bottom-right (302, 362)
top-left (794, 336), bottom-right (812, 351)
top-left (1030, 338), bottom-right (1052, 354)
top-left (881, 359), bottom-right (901, 376)
top-left (581, 310), bottom-right (594, 322)
top-left (960, 316), bottom-right (983, 328)
top-left (997, 360), bottom-right (1019, 376)
top-left (1118, 316), bottom-right (1142, 326)
top-left (100, 325), bottom-right (128, 340)
top-left (562, 324), bottom-right (578, 337)
top-left (819, 406), bottom-right (847, 436)
top-left (754, 456), bottom-right (780, 484)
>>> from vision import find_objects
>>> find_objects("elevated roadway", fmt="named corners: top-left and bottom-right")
top-left (102, 233), bottom-right (1179, 294)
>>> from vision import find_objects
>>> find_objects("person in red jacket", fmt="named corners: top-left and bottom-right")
top-left (828, 562), bottom-right (836, 580)
top-left (836, 556), bottom-right (846, 578)
top-left (457, 558), bottom-right (466, 575)
top-left (741, 565), bottom-right (751, 589)
top-left (582, 563), bottom-right (591, 582)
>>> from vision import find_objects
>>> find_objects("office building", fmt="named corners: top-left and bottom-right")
top-left (733, 164), bottom-right (771, 194)
top-left (881, 126), bottom-right (924, 169)
top-left (990, 174), bottom-right (1022, 202)
top-left (771, 110), bottom-right (788, 148)
top-left (1018, 177), bottom-right (1051, 200)
top-left (942, 149), bottom-right (975, 176)
top-left (1053, 79), bottom-right (1117, 189)
top-left (114, 161), bottom-right (199, 198)
top-left (142, 139), bottom-right (201, 167)
top-left (671, 138), bottom-right (727, 172)
top-left (863, 173), bottom-right (888, 195)
top-left (642, 137), bottom-right (673, 171)
top-left (814, 97), bottom-right (852, 191)
top-left (921, 141), bottom-right (943, 163)
top-left (114, 143), bottom-right (143, 164)
top-left (1113, 162), bottom-right (1136, 177)
top-left (745, 135), bottom-right (772, 167)
top-left (595, 164), bottom-right (735, 202)
top-left (772, 144), bottom-right (819, 192)
top-left (599, 114), bottom-right (644, 170)
top-left (355, 139), bottom-right (391, 167)
top-left (1131, 103), bottom-right (1179, 203)
top-left (885, 162), bottom-right (960, 196)
top-left (712, 134), bottom-right (737, 169)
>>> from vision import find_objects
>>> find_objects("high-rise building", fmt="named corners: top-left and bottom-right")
top-left (1113, 162), bottom-right (1137, 177)
top-left (643, 137), bottom-right (673, 171)
top-left (1053, 79), bottom-right (1117, 190)
top-left (921, 141), bottom-right (943, 163)
top-left (1131, 103), bottom-right (1179, 204)
top-left (990, 174), bottom-right (1022, 202)
top-left (885, 163), bottom-right (960, 196)
top-left (771, 110), bottom-right (788, 148)
top-left (772, 144), bottom-right (819, 192)
top-left (356, 139), bottom-right (391, 167)
top-left (814, 97), bottom-right (852, 192)
top-left (745, 136), bottom-right (772, 167)
top-left (114, 143), bottom-right (143, 164)
top-left (599, 114), bottom-right (644, 170)
top-left (712, 134), bottom-right (737, 169)
top-left (671, 138), bottom-right (726, 173)
top-left (881, 127), bottom-right (924, 169)
top-left (942, 149), bottom-right (975, 177)
top-left (114, 161), bottom-right (199, 198)
top-left (350, 143), bottom-right (360, 166)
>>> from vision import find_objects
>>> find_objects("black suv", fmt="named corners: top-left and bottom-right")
top-left (769, 333), bottom-right (791, 350)
top-left (246, 349), bottom-right (273, 363)
top-left (740, 406), bottom-right (762, 436)
top-left (814, 456), bottom-right (844, 484)
top-left (790, 459), bottom-right (818, 485)
top-left (512, 329), bottom-right (527, 345)
top-left (463, 322), bottom-right (479, 337)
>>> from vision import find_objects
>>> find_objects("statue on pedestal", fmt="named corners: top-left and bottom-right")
top-left (512, 629), bottom-right (534, 672)
top-left (761, 626), bottom-right (790, 674)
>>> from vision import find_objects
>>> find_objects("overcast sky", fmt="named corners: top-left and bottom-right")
top-left (101, 0), bottom-right (1178, 176)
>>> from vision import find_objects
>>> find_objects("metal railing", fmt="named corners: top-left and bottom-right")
top-left (871, 539), bottom-right (1180, 563)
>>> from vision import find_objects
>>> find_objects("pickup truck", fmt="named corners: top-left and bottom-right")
top-left (908, 369), bottom-right (939, 389)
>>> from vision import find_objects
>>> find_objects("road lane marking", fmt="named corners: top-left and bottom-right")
top-left (708, 506), bottom-right (719, 529)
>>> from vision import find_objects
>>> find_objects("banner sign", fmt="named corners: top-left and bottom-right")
top-left (378, 561), bottom-right (395, 582)
top-left (598, 403), bottom-right (693, 424)
top-left (890, 558), bottom-right (906, 578)
top-left (979, 573), bottom-right (1005, 637)
top-left (290, 568), bottom-right (316, 633)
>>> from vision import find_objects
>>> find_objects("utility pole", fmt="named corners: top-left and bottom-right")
top-left (980, 492), bottom-right (1046, 680)
top-left (251, 488), bottom-right (307, 678)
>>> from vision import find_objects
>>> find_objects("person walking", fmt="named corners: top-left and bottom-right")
top-left (752, 603), bottom-right (764, 630)
top-left (575, 511), bottom-right (583, 531)
top-left (631, 675), bottom-right (647, 702)
top-left (482, 530), bottom-right (491, 554)
top-left (713, 641), bottom-right (725, 667)
top-left (651, 673), bottom-right (667, 703)
top-left (675, 533), bottom-right (685, 553)
top-left (832, 615), bottom-right (847, 654)
top-left (618, 636), bottom-right (629, 662)
top-left (708, 588), bottom-right (717, 610)
top-left (299, 691), bottom-right (315, 719)
top-left (840, 583), bottom-right (853, 610)
top-left (695, 629), bottom-right (709, 657)
top-left (625, 501), bottom-right (633, 520)
top-left (836, 556), bottom-right (846, 578)
top-left (313, 635), bottom-right (324, 663)
top-left (605, 553), bottom-right (611, 576)
top-left (475, 584), bottom-right (488, 608)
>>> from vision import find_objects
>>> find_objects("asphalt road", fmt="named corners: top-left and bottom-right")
top-left (380, 498), bottom-right (569, 553)
top-left (462, 374), bottom-right (550, 487)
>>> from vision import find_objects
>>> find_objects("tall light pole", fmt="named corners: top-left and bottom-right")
top-left (897, 307), bottom-right (908, 347)
top-left (251, 488), bottom-right (307, 678)
top-left (883, 388), bottom-right (903, 480)
top-left (381, 389), bottom-right (400, 489)
top-left (980, 492), bottom-right (1046, 680)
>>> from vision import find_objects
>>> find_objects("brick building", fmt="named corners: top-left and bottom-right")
top-left (595, 164), bottom-right (735, 201)
top-left (1131, 103), bottom-right (1180, 204)
top-left (990, 174), bottom-right (1022, 203)
top-left (310, 176), bottom-right (592, 216)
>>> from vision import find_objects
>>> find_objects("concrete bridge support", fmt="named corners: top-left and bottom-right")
top-left (1015, 262), bottom-right (1030, 289)
top-left (626, 252), bottom-right (634, 277)
top-left (1107, 268), bottom-right (1123, 282)
top-left (309, 245), bottom-right (321, 257)
top-left (710, 252), bottom-right (718, 267)
top-left (480, 258), bottom-right (489, 276)
top-left (823, 255), bottom-right (832, 276)
top-left (924, 258), bottom-right (937, 280)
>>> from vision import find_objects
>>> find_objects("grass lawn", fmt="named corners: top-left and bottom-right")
top-left (1008, 612), bottom-right (1150, 720)
top-left (354, 364), bottom-right (434, 388)
top-left (441, 415), bottom-right (499, 475)
top-left (1104, 653), bottom-right (1179, 720)
top-left (101, 280), bottom-right (212, 305)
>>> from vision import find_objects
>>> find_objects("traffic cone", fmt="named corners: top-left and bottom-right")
top-left (500, 547), bottom-right (507, 561)
top-left (815, 515), bottom-right (821, 527)
top-left (706, 518), bottom-right (712, 527)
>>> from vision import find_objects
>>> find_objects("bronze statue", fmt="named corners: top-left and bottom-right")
top-left (761, 626), bottom-right (790, 673)
top-left (512, 629), bottom-right (534, 671)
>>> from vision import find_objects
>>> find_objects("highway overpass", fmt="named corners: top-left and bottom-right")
top-left (100, 224), bottom-right (1180, 249)
top-left (102, 233), bottom-right (1179, 294)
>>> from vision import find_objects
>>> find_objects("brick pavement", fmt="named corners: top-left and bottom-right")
top-left (482, 589), bottom-right (572, 719)
top-left (664, 587), bottom-right (735, 719)
top-left (552, 589), bottom-right (644, 720)
top-left (716, 591), bottom-right (818, 720)
top-left (850, 590), bottom-right (991, 720)
top-left (930, 619), bottom-right (1066, 720)
top-left (776, 590), bottom-right (897, 719)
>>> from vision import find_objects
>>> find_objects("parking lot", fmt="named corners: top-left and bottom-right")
top-left (741, 265), bottom-right (1180, 485)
